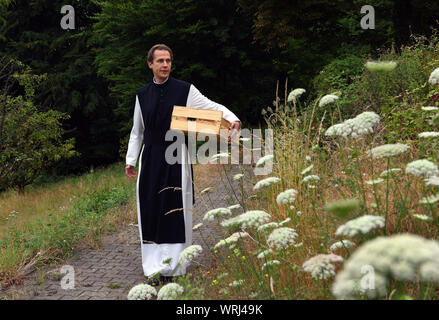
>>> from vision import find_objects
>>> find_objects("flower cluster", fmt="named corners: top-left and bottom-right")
top-left (214, 231), bottom-right (249, 249)
top-left (302, 175), bottom-right (320, 184)
top-left (325, 112), bottom-right (380, 138)
top-left (380, 168), bottom-right (402, 177)
top-left (261, 260), bottom-right (281, 270)
top-left (267, 227), bottom-right (298, 250)
top-left (233, 173), bottom-right (244, 181)
top-left (210, 152), bottom-right (229, 162)
top-left (229, 280), bottom-right (244, 288)
top-left (157, 283), bottom-right (184, 300)
top-left (276, 189), bottom-right (297, 205)
top-left (178, 245), bottom-right (203, 266)
top-left (419, 194), bottom-right (439, 205)
top-left (256, 154), bottom-right (274, 167)
top-left (203, 207), bottom-right (232, 221)
top-left (253, 177), bottom-right (281, 190)
top-left (221, 210), bottom-right (271, 229)
top-left (192, 223), bottom-right (203, 231)
top-left (366, 143), bottom-right (409, 159)
top-left (335, 215), bottom-right (385, 237)
top-left (366, 178), bottom-right (384, 185)
top-left (257, 249), bottom-right (273, 259)
top-left (319, 94), bottom-right (339, 107)
top-left (127, 283), bottom-right (157, 300)
top-left (288, 88), bottom-right (306, 102)
top-left (405, 159), bottom-right (439, 177)
top-left (425, 176), bottom-right (439, 186)
top-left (257, 222), bottom-right (279, 232)
top-left (421, 106), bottom-right (439, 111)
top-left (302, 254), bottom-right (344, 280)
top-left (332, 234), bottom-right (439, 299)
top-left (429, 67), bottom-right (439, 85)
top-left (330, 240), bottom-right (356, 251)
top-left (301, 164), bottom-right (314, 175)
top-left (365, 60), bottom-right (397, 72)
top-left (418, 132), bottom-right (439, 138)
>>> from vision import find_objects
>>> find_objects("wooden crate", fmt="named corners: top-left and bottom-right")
top-left (170, 106), bottom-right (231, 141)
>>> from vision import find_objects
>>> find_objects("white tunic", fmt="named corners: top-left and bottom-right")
top-left (126, 81), bottom-right (240, 277)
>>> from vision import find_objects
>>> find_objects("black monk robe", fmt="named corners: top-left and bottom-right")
top-left (126, 76), bottom-right (241, 247)
top-left (136, 77), bottom-right (194, 244)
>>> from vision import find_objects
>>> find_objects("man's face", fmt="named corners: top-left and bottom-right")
top-left (148, 50), bottom-right (172, 83)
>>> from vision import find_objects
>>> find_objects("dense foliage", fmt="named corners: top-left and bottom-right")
top-left (1, 0), bottom-right (439, 183)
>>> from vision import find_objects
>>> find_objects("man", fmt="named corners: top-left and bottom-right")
top-left (125, 44), bottom-right (241, 286)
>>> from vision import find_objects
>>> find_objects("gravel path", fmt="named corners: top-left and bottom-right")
top-left (1, 163), bottom-right (255, 300)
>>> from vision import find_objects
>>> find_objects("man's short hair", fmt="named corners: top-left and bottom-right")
top-left (147, 44), bottom-right (173, 63)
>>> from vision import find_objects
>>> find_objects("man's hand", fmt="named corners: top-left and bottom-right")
top-left (125, 165), bottom-right (137, 178)
top-left (228, 121), bottom-right (241, 142)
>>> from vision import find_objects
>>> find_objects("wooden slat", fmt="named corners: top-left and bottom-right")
top-left (172, 106), bottom-right (223, 121)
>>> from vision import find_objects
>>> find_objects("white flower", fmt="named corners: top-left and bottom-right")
top-left (279, 217), bottom-right (291, 226)
top-left (261, 260), bottom-right (281, 270)
top-left (325, 112), bottom-right (380, 138)
top-left (203, 207), bottom-right (232, 221)
top-left (366, 178), bottom-right (384, 185)
top-left (301, 164), bottom-right (314, 175)
top-left (288, 88), bottom-right (306, 102)
top-left (221, 210), bottom-right (271, 229)
top-left (257, 249), bottom-right (273, 259)
top-left (366, 144), bottom-right (409, 159)
top-left (178, 245), bottom-right (203, 266)
top-left (200, 187), bottom-right (213, 195)
top-left (192, 223), bottom-right (203, 231)
top-left (227, 204), bottom-right (241, 211)
top-left (157, 283), bottom-right (184, 300)
top-left (332, 234), bottom-right (439, 299)
top-left (276, 189), bottom-right (297, 205)
top-left (229, 280), bottom-right (244, 288)
top-left (255, 154), bottom-right (274, 167)
top-left (253, 177), bottom-right (281, 190)
top-left (380, 168), bottom-right (402, 177)
top-left (127, 284), bottom-right (157, 300)
top-left (421, 106), bottom-right (439, 111)
top-left (267, 227), bottom-right (298, 250)
top-left (419, 194), bottom-right (439, 205)
top-left (365, 60), bottom-right (397, 72)
top-left (319, 94), bottom-right (339, 107)
top-left (330, 240), bottom-right (356, 251)
top-left (303, 254), bottom-right (344, 280)
top-left (257, 222), bottom-right (279, 232)
top-left (210, 152), bottom-right (229, 162)
top-left (302, 175), bottom-right (320, 184)
top-left (306, 155), bottom-right (312, 161)
top-left (214, 232), bottom-right (249, 249)
top-left (406, 159), bottom-right (439, 177)
top-left (425, 176), bottom-right (439, 186)
top-left (418, 132), bottom-right (439, 138)
top-left (335, 215), bottom-right (385, 237)
top-left (429, 67), bottom-right (439, 85)
top-left (233, 173), bottom-right (244, 180)
top-left (412, 214), bottom-right (432, 221)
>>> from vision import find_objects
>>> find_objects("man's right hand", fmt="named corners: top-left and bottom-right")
top-left (125, 165), bottom-right (137, 178)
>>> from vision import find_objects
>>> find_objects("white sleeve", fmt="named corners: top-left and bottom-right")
top-left (186, 84), bottom-right (241, 124)
top-left (125, 95), bottom-right (144, 167)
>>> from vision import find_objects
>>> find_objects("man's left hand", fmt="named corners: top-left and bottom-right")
top-left (228, 121), bottom-right (241, 142)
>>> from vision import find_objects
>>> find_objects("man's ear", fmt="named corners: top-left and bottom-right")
top-left (147, 61), bottom-right (153, 69)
